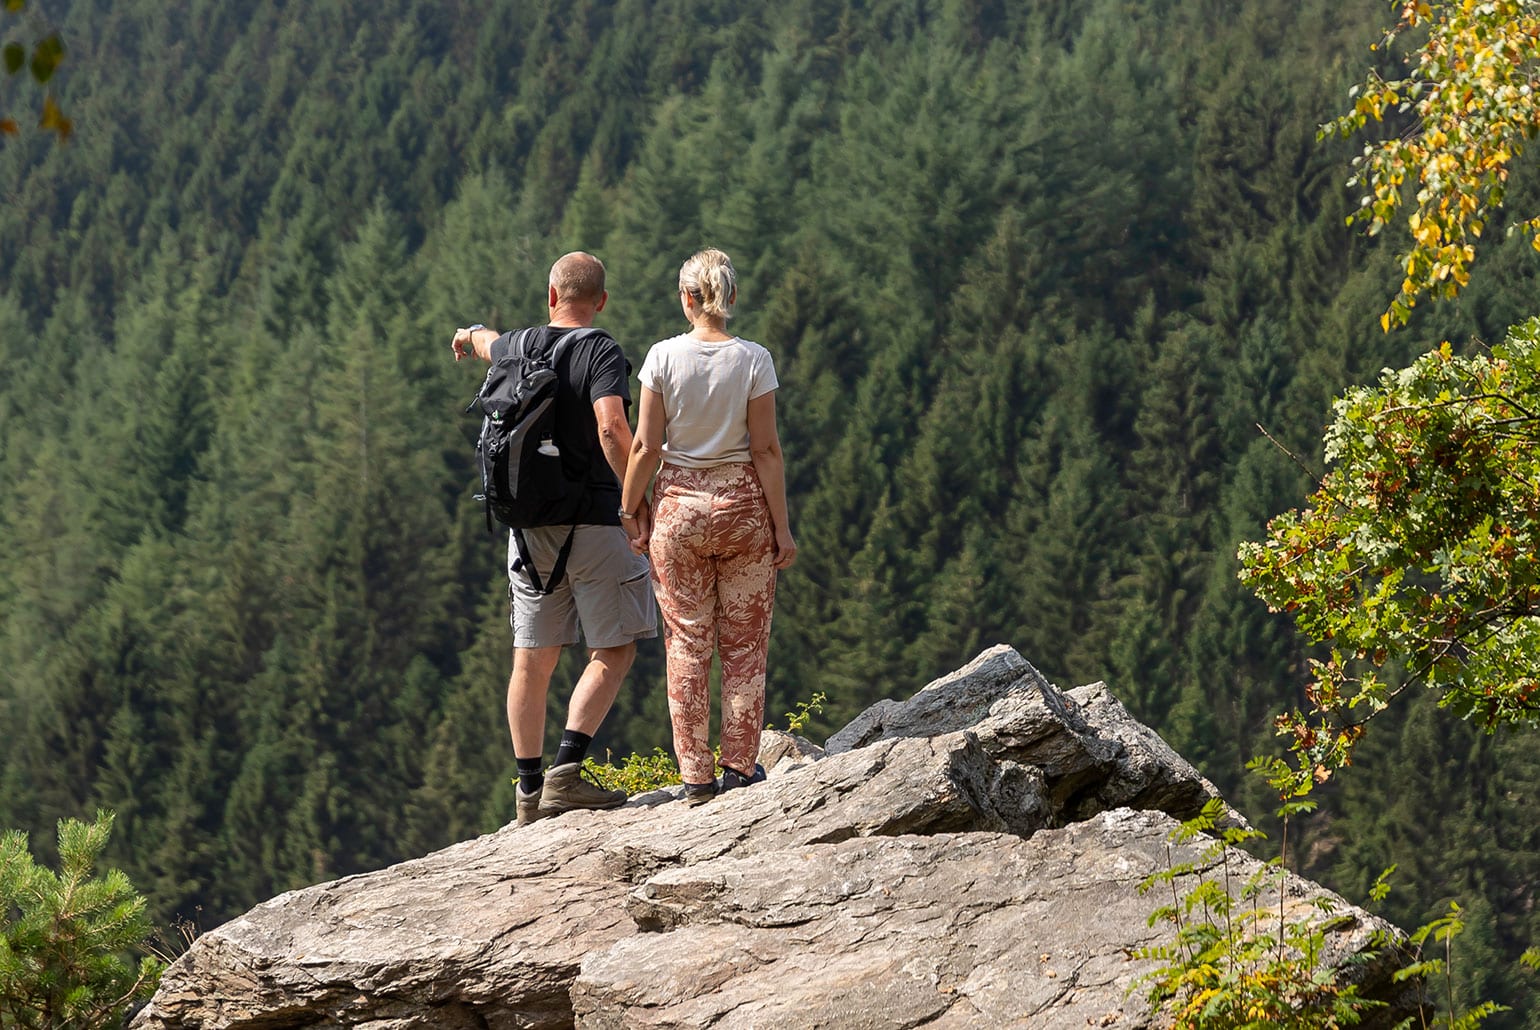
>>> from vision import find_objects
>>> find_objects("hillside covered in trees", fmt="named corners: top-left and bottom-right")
top-left (3, 0), bottom-right (1538, 1020)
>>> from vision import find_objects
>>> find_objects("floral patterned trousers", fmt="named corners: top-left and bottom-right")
top-left (650, 462), bottom-right (777, 784)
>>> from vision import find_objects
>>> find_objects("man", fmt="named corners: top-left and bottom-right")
top-left (452, 251), bottom-right (656, 826)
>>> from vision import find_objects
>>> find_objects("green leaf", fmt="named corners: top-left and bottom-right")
top-left (3, 41), bottom-right (23, 75)
top-left (1368, 865), bottom-right (1396, 904)
top-left (29, 33), bottom-right (63, 83)
top-left (1393, 959), bottom-right (1444, 981)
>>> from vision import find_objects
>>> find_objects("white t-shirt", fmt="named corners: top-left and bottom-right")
top-left (638, 333), bottom-right (779, 468)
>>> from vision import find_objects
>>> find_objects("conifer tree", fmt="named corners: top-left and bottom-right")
top-left (0, 811), bottom-right (160, 1030)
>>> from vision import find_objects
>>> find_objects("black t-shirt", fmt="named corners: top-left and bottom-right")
top-left (492, 325), bottom-right (631, 526)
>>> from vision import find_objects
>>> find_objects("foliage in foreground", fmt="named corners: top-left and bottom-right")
top-left (584, 692), bottom-right (829, 795)
top-left (1238, 319), bottom-right (1540, 791)
top-left (584, 748), bottom-right (682, 796)
top-left (1327, 0), bottom-right (1540, 326)
top-left (0, 810), bottom-right (161, 1030)
top-left (1135, 793), bottom-right (1384, 1028)
top-left (1136, 765), bottom-right (1537, 1029)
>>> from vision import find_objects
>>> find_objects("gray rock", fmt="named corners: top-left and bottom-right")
top-left (133, 827), bottom-right (640, 1029)
top-left (829, 644), bottom-right (1240, 828)
top-left (134, 734), bottom-right (1021, 1029)
top-left (574, 810), bottom-right (1408, 1029)
top-left (1065, 682), bottom-right (1237, 824)
top-left (130, 646), bottom-right (1406, 1029)
top-left (825, 645), bottom-right (1047, 754)
top-left (757, 727), bottom-right (825, 773)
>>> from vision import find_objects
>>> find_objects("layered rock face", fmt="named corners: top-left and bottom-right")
top-left (132, 646), bottom-right (1413, 1028)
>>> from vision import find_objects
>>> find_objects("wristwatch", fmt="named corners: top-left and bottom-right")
top-left (461, 324), bottom-right (486, 359)
top-left (618, 507), bottom-right (637, 520)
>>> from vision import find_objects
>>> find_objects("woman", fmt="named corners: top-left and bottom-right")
top-left (620, 248), bottom-right (797, 804)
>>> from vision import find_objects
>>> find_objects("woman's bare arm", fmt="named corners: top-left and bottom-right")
top-left (620, 386), bottom-right (667, 551)
top-left (747, 390), bottom-right (797, 569)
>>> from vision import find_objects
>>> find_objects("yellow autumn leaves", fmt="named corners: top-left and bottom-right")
top-left (1327, 0), bottom-right (1540, 328)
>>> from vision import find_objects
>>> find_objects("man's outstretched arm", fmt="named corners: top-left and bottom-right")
top-left (452, 324), bottom-right (497, 362)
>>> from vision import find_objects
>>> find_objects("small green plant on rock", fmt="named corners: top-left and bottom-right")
top-left (1134, 759), bottom-right (1535, 1028)
top-left (582, 691), bottom-right (831, 795)
top-left (1388, 903), bottom-right (1540, 1030)
top-left (1134, 790), bottom-right (1382, 1029)
top-left (584, 748), bottom-right (683, 795)
top-left (0, 810), bottom-right (162, 1030)
top-left (781, 692), bottom-right (827, 735)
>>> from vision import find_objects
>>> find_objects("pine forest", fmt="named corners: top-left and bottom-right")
top-left (2, 0), bottom-right (1538, 1021)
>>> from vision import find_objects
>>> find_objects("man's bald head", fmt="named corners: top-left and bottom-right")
top-left (549, 252), bottom-right (606, 306)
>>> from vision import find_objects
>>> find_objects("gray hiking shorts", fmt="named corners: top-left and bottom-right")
top-left (508, 524), bottom-right (658, 650)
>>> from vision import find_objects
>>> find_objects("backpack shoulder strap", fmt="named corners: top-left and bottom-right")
top-left (548, 326), bottom-right (609, 365)
top-left (511, 524), bottom-right (579, 595)
top-left (491, 327), bottom-right (541, 365)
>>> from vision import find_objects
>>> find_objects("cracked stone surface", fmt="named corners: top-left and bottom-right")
top-left (579, 820), bottom-right (1179, 1029)
top-left (131, 646), bottom-right (1410, 1029)
top-left (575, 810), bottom-right (1408, 1028)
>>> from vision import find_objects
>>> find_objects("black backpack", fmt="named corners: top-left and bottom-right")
top-left (466, 326), bottom-right (605, 592)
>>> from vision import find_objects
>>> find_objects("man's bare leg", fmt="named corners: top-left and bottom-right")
top-left (540, 642), bottom-right (637, 815)
top-left (509, 645), bottom-right (561, 760)
top-left (564, 642), bottom-right (636, 738)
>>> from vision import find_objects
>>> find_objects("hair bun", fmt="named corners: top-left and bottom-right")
top-left (679, 249), bottom-right (737, 321)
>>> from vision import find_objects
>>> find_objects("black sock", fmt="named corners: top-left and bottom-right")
top-left (516, 756), bottom-right (544, 795)
top-left (554, 729), bottom-right (593, 769)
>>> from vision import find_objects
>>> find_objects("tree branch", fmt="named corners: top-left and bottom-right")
top-left (1255, 422), bottom-right (1332, 495)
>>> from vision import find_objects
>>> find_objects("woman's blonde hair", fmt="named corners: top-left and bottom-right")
top-left (679, 249), bottom-right (737, 321)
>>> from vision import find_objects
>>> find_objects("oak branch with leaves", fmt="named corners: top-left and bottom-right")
top-left (1325, 0), bottom-right (1540, 328)
top-left (1238, 321), bottom-right (1540, 789)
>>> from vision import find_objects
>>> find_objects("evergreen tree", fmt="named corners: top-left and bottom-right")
top-left (0, 811), bottom-right (161, 1030)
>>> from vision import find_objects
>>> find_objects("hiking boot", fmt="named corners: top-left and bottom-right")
top-left (516, 783), bottom-right (543, 827)
top-left (683, 780), bottom-right (719, 806)
top-left (719, 764), bottom-right (766, 793)
top-left (538, 762), bottom-right (626, 816)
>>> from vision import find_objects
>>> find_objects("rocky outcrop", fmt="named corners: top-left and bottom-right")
top-left (132, 645), bottom-right (1414, 1029)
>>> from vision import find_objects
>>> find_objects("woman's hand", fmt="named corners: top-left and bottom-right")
top-left (772, 527), bottom-right (798, 569)
top-left (623, 498), bottom-right (652, 555)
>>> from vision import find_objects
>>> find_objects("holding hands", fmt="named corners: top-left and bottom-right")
top-left (622, 497), bottom-right (652, 555)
